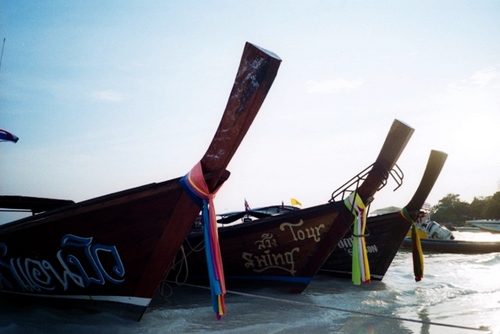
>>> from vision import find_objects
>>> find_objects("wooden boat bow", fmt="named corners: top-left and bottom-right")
top-left (356, 119), bottom-right (414, 202)
top-left (0, 42), bottom-right (281, 321)
top-left (405, 150), bottom-right (448, 216)
top-left (201, 43), bottom-right (281, 191)
top-left (134, 42), bottom-right (281, 304)
top-left (320, 149), bottom-right (448, 281)
top-left (305, 119), bottom-right (415, 276)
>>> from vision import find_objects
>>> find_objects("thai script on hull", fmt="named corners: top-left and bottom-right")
top-left (0, 234), bottom-right (125, 293)
top-left (337, 237), bottom-right (379, 255)
top-left (242, 220), bottom-right (325, 275)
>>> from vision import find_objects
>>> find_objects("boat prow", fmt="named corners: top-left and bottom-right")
top-left (167, 119), bottom-right (414, 292)
top-left (0, 42), bottom-right (282, 320)
top-left (320, 150), bottom-right (448, 281)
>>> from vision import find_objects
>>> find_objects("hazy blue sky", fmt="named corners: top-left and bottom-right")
top-left (1, 1), bottom-right (499, 221)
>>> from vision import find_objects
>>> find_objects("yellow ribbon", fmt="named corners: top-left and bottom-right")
top-left (345, 192), bottom-right (371, 285)
top-left (400, 208), bottom-right (424, 281)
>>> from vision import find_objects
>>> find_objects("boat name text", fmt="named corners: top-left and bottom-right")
top-left (337, 237), bottom-right (379, 255)
top-left (242, 219), bottom-right (325, 275)
top-left (0, 234), bottom-right (125, 293)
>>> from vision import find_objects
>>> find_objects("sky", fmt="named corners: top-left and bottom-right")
top-left (1, 1), bottom-right (499, 223)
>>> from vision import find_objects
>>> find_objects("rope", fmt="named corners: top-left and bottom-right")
top-left (166, 282), bottom-right (490, 332)
top-left (159, 246), bottom-right (188, 300)
top-left (162, 238), bottom-right (206, 295)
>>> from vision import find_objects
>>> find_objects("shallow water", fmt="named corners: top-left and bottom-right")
top-left (0, 232), bottom-right (499, 333)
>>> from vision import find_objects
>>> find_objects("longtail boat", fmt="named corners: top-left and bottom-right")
top-left (166, 119), bottom-right (414, 292)
top-left (401, 238), bottom-right (500, 254)
top-left (466, 220), bottom-right (500, 233)
top-left (0, 42), bottom-right (281, 320)
top-left (399, 237), bottom-right (500, 254)
top-left (399, 218), bottom-right (500, 254)
top-left (319, 150), bottom-right (448, 280)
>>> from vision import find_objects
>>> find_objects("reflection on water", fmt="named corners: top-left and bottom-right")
top-left (418, 307), bottom-right (431, 334)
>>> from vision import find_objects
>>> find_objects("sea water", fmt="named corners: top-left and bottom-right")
top-left (0, 231), bottom-right (499, 334)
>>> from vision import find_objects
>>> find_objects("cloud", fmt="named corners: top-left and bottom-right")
top-left (90, 90), bottom-right (126, 102)
top-left (470, 67), bottom-right (500, 88)
top-left (448, 66), bottom-right (500, 92)
top-left (306, 78), bottom-right (363, 94)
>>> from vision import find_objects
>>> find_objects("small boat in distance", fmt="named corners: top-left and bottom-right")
top-left (399, 216), bottom-right (500, 254)
top-left (399, 237), bottom-right (500, 254)
top-left (412, 219), bottom-right (454, 240)
top-left (166, 119), bottom-right (414, 292)
top-left (0, 42), bottom-right (282, 320)
top-left (466, 220), bottom-right (500, 233)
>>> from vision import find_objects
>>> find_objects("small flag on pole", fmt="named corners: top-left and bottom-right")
top-left (0, 129), bottom-right (19, 143)
top-left (291, 198), bottom-right (302, 206)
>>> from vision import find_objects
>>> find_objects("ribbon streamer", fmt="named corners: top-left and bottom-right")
top-left (180, 162), bottom-right (226, 319)
top-left (345, 192), bottom-right (371, 285)
top-left (400, 208), bottom-right (424, 281)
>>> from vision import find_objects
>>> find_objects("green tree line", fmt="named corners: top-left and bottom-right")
top-left (431, 191), bottom-right (500, 226)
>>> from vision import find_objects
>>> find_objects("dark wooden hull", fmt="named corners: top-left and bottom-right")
top-left (0, 42), bottom-right (282, 320)
top-left (169, 201), bottom-right (350, 293)
top-left (400, 238), bottom-right (500, 254)
top-left (167, 119), bottom-right (415, 292)
top-left (320, 211), bottom-right (412, 280)
top-left (320, 150), bottom-right (448, 281)
top-left (0, 178), bottom-right (202, 320)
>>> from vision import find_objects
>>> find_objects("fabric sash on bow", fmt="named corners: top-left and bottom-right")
top-left (344, 192), bottom-right (370, 285)
top-left (180, 162), bottom-right (226, 320)
top-left (400, 208), bottom-right (424, 281)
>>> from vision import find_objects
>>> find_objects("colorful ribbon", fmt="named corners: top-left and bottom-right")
top-left (400, 208), bottom-right (424, 281)
top-left (345, 192), bottom-right (370, 285)
top-left (180, 162), bottom-right (226, 320)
